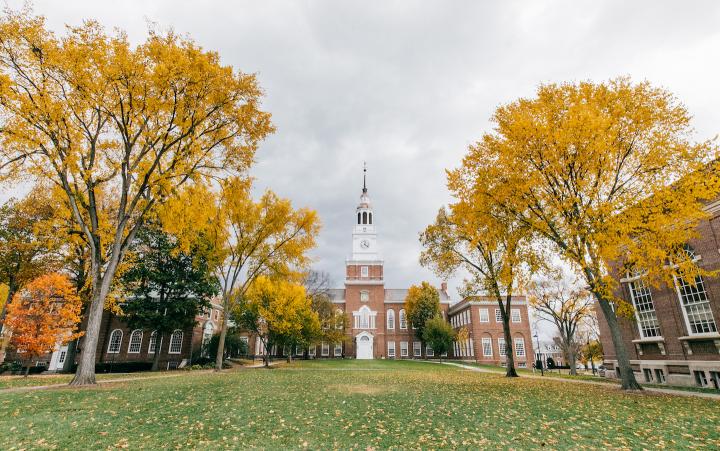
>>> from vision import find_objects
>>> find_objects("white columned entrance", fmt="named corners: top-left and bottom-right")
top-left (356, 332), bottom-right (374, 359)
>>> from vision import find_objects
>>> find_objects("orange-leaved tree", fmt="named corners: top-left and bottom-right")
top-left (5, 273), bottom-right (83, 375)
top-left (0, 9), bottom-right (273, 385)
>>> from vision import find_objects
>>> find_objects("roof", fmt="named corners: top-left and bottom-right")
top-left (448, 295), bottom-right (528, 314)
top-left (324, 287), bottom-right (453, 304)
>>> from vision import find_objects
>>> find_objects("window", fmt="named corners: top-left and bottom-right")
top-left (388, 341), bottom-right (396, 357)
top-left (676, 275), bottom-right (717, 334)
top-left (107, 329), bottom-right (122, 354)
top-left (321, 342), bottom-right (330, 356)
top-left (308, 345), bottom-right (316, 357)
top-left (334, 343), bottom-right (342, 357)
top-left (360, 290), bottom-right (369, 302)
top-left (413, 341), bottom-right (422, 357)
top-left (426, 346), bottom-right (434, 357)
top-left (498, 338), bottom-right (506, 357)
top-left (400, 341), bottom-right (408, 357)
top-left (358, 212), bottom-right (361, 224)
top-left (514, 338), bottom-right (525, 357)
top-left (628, 279), bottom-right (661, 338)
top-left (482, 337), bottom-right (493, 357)
top-left (495, 309), bottom-right (502, 323)
top-left (654, 368), bottom-right (666, 384)
top-left (710, 371), bottom-right (720, 390)
top-left (169, 330), bottom-right (183, 354)
top-left (354, 306), bottom-right (376, 329)
top-left (361, 266), bottom-right (369, 278)
top-left (148, 331), bottom-right (159, 354)
top-left (695, 370), bottom-right (708, 387)
top-left (399, 309), bottom-right (407, 329)
top-left (643, 368), bottom-right (653, 382)
top-left (511, 309), bottom-right (521, 323)
top-left (387, 309), bottom-right (395, 330)
top-left (369, 212), bottom-right (372, 224)
top-left (128, 330), bottom-right (143, 354)
top-left (464, 310), bottom-right (470, 325)
top-left (58, 351), bottom-right (66, 365)
top-left (479, 309), bottom-right (489, 323)
top-left (518, 362), bottom-right (527, 368)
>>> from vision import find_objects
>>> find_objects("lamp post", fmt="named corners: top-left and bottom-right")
top-left (533, 332), bottom-right (543, 376)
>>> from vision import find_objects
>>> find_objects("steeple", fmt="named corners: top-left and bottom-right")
top-left (362, 161), bottom-right (367, 194)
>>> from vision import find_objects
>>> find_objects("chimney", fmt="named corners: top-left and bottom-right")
top-left (440, 282), bottom-right (448, 293)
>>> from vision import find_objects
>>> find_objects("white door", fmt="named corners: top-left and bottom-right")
top-left (48, 345), bottom-right (68, 371)
top-left (356, 334), bottom-right (373, 359)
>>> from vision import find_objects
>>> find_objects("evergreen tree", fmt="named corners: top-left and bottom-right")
top-left (122, 225), bottom-right (219, 370)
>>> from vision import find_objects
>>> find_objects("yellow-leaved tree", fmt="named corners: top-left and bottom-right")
top-left (237, 275), bottom-right (320, 367)
top-left (161, 177), bottom-right (320, 370)
top-left (454, 78), bottom-right (720, 389)
top-left (0, 10), bottom-right (273, 385)
top-left (420, 205), bottom-right (538, 377)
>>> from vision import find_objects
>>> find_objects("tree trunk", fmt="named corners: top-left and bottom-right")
top-left (24, 362), bottom-right (30, 377)
top-left (69, 274), bottom-right (114, 386)
top-left (590, 357), bottom-right (596, 375)
top-left (214, 296), bottom-right (229, 372)
top-left (151, 335), bottom-right (162, 371)
top-left (568, 342), bottom-right (577, 376)
top-left (594, 294), bottom-right (641, 390)
top-left (502, 320), bottom-right (518, 377)
top-left (0, 285), bottom-right (16, 364)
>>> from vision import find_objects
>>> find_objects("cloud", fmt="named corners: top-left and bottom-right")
top-left (4, 0), bottom-right (720, 300)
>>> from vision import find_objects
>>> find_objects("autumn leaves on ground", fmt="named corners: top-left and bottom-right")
top-left (1, 360), bottom-right (718, 449)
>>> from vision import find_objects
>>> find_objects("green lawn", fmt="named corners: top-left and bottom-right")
top-left (1, 360), bottom-right (719, 449)
top-left (0, 371), bottom-right (181, 389)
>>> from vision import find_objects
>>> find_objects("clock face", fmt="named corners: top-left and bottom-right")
top-left (360, 239), bottom-right (370, 249)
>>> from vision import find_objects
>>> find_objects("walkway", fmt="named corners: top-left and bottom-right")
top-left (442, 361), bottom-right (720, 400)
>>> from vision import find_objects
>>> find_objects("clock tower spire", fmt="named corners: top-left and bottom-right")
top-left (348, 164), bottom-right (382, 272)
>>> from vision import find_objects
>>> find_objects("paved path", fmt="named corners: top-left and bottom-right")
top-left (442, 361), bottom-right (720, 400)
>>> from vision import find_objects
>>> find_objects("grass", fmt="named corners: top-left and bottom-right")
top-left (0, 371), bottom-right (181, 389)
top-left (0, 360), bottom-right (719, 449)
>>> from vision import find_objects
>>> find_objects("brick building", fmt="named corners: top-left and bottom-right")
top-left (10, 297), bottom-right (225, 372)
top-left (597, 198), bottom-right (720, 388)
top-left (247, 168), bottom-right (533, 363)
top-left (447, 296), bottom-right (534, 368)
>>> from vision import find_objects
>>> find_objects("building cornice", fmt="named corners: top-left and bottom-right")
top-left (345, 280), bottom-right (384, 286)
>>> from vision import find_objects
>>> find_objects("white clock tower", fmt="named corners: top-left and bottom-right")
top-left (351, 164), bottom-right (381, 261)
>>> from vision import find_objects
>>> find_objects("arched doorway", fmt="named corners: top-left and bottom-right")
top-left (356, 332), bottom-right (374, 359)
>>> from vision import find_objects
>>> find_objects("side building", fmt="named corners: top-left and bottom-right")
top-left (8, 297), bottom-right (225, 372)
top-left (596, 199), bottom-right (720, 388)
top-left (448, 296), bottom-right (534, 368)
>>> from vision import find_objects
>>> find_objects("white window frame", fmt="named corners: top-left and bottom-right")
top-left (400, 341), bottom-right (408, 357)
top-left (148, 330), bottom-right (160, 354)
top-left (674, 275), bottom-right (717, 335)
top-left (128, 329), bottom-right (143, 354)
top-left (514, 338), bottom-right (525, 357)
top-left (495, 308), bottom-right (502, 323)
top-left (361, 266), bottom-right (369, 278)
top-left (308, 345), bottom-right (316, 357)
top-left (321, 342), bottom-right (330, 356)
top-left (169, 330), bottom-right (183, 354)
top-left (628, 278), bottom-right (661, 338)
top-left (399, 309), bottom-right (407, 330)
top-left (107, 329), bottom-right (123, 354)
top-left (482, 337), bottom-right (493, 357)
top-left (479, 308), bottom-right (489, 323)
top-left (334, 342), bottom-right (342, 357)
top-left (511, 309), bottom-right (521, 323)
top-left (360, 290), bottom-right (370, 302)
top-left (387, 341), bottom-right (396, 358)
top-left (413, 341), bottom-right (422, 357)
top-left (386, 309), bottom-right (395, 330)
top-left (426, 346), bottom-right (434, 357)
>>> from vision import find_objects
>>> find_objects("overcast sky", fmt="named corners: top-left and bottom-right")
top-left (5, 1), bottom-right (720, 322)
